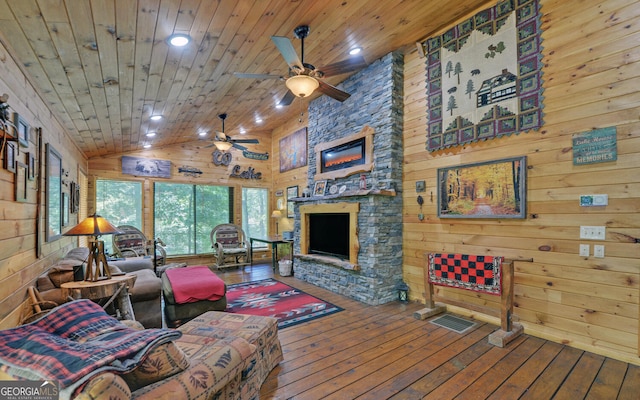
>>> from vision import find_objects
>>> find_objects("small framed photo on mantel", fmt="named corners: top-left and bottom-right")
top-left (313, 180), bottom-right (327, 197)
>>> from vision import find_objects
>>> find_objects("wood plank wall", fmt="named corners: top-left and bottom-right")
top-left (0, 38), bottom-right (87, 328)
top-left (401, 0), bottom-right (640, 365)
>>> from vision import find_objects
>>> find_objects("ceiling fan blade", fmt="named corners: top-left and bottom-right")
top-left (318, 55), bottom-right (367, 77)
top-left (317, 80), bottom-right (351, 102)
top-left (233, 72), bottom-right (284, 80)
top-left (231, 143), bottom-right (248, 151)
top-left (271, 36), bottom-right (303, 70)
top-left (230, 138), bottom-right (259, 144)
top-left (278, 90), bottom-right (296, 106)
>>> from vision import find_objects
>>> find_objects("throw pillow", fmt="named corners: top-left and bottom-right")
top-left (121, 341), bottom-right (190, 391)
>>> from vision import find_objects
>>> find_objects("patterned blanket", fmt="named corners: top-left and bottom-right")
top-left (0, 299), bottom-right (180, 397)
top-left (428, 253), bottom-right (503, 295)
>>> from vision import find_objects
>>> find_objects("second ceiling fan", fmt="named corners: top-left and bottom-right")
top-left (206, 113), bottom-right (259, 151)
top-left (235, 25), bottom-right (367, 106)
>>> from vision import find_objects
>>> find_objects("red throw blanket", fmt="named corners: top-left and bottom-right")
top-left (165, 265), bottom-right (226, 304)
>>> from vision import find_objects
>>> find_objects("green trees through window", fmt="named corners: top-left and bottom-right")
top-left (95, 179), bottom-right (143, 254)
top-left (154, 183), bottom-right (232, 256)
top-left (241, 187), bottom-right (268, 246)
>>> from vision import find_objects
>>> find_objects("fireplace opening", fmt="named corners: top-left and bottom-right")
top-left (320, 137), bottom-right (365, 173)
top-left (309, 213), bottom-right (349, 260)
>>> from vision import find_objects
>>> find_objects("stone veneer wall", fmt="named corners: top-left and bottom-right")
top-left (292, 51), bottom-right (404, 305)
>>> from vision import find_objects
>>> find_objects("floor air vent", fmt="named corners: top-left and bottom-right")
top-left (430, 314), bottom-right (476, 334)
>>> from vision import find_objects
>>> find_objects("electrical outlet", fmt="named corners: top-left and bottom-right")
top-left (579, 244), bottom-right (589, 257)
top-left (594, 245), bottom-right (605, 258)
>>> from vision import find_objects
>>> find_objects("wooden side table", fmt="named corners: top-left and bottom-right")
top-left (61, 274), bottom-right (137, 321)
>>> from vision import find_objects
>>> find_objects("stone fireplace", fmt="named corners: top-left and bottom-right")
top-left (292, 51), bottom-right (404, 305)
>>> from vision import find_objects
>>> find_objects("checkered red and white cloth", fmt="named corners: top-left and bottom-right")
top-left (428, 253), bottom-right (503, 295)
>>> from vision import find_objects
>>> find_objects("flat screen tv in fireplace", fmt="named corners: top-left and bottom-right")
top-left (320, 137), bottom-right (365, 173)
top-left (309, 213), bottom-right (349, 260)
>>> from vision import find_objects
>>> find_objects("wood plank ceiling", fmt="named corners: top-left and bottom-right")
top-left (0, 0), bottom-right (492, 158)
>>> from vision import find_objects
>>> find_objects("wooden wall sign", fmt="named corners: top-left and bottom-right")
top-left (572, 127), bottom-right (617, 165)
top-left (229, 165), bottom-right (262, 180)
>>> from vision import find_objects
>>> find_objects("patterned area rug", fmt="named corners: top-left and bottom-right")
top-left (225, 279), bottom-right (343, 329)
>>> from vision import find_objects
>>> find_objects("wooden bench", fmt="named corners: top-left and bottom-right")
top-left (415, 252), bottom-right (532, 347)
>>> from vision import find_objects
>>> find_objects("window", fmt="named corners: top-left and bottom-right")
top-left (95, 179), bottom-right (143, 253)
top-left (241, 187), bottom-right (268, 247)
top-left (154, 183), bottom-right (232, 256)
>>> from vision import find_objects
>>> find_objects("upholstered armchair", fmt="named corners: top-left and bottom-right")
top-left (210, 223), bottom-right (252, 269)
top-left (112, 225), bottom-right (166, 266)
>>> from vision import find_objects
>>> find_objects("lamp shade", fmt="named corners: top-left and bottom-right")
top-left (271, 210), bottom-right (282, 219)
top-left (214, 140), bottom-right (233, 151)
top-left (285, 75), bottom-right (319, 98)
top-left (64, 214), bottom-right (121, 237)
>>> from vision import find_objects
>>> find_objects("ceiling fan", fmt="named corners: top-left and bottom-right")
top-left (234, 25), bottom-right (367, 106)
top-left (205, 113), bottom-right (259, 151)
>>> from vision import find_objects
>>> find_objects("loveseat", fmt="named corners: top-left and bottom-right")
top-left (36, 247), bottom-right (163, 328)
top-left (0, 299), bottom-right (283, 400)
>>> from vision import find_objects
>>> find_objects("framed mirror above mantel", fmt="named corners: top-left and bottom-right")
top-left (313, 125), bottom-right (374, 181)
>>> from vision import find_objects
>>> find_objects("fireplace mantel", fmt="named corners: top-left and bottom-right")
top-left (292, 188), bottom-right (396, 202)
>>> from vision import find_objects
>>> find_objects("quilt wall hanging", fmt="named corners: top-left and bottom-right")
top-left (422, 0), bottom-right (543, 152)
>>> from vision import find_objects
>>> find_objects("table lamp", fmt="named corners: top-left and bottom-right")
top-left (64, 214), bottom-right (121, 281)
top-left (271, 210), bottom-right (282, 238)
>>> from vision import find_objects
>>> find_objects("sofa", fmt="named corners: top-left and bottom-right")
top-left (0, 299), bottom-right (283, 400)
top-left (36, 247), bottom-right (163, 328)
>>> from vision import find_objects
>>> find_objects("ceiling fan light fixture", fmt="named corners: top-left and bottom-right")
top-left (285, 75), bottom-right (319, 98)
top-left (168, 33), bottom-right (191, 47)
top-left (214, 140), bottom-right (233, 151)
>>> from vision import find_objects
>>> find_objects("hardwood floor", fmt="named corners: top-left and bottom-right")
top-left (216, 264), bottom-right (640, 400)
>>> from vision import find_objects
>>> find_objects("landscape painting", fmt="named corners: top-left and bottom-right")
top-left (438, 156), bottom-right (526, 219)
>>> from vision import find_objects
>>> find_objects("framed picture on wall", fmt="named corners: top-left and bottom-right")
top-left (286, 185), bottom-right (298, 218)
top-left (27, 152), bottom-right (36, 180)
top-left (437, 156), bottom-right (527, 219)
top-left (3, 142), bottom-right (16, 173)
top-left (313, 180), bottom-right (327, 197)
top-left (279, 127), bottom-right (307, 173)
top-left (15, 161), bottom-right (27, 202)
top-left (13, 113), bottom-right (29, 148)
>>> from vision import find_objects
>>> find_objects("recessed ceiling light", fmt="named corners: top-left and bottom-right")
top-left (239, 127), bottom-right (246, 134)
top-left (146, 132), bottom-right (156, 137)
top-left (255, 117), bottom-right (263, 124)
top-left (143, 144), bottom-right (151, 149)
top-left (349, 47), bottom-right (362, 55)
top-left (168, 33), bottom-right (191, 47)
top-left (150, 115), bottom-right (162, 121)
top-left (198, 131), bottom-right (207, 137)
top-left (275, 103), bottom-right (283, 109)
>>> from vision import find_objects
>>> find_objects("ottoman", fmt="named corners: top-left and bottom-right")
top-left (178, 311), bottom-right (284, 398)
top-left (162, 265), bottom-right (227, 327)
